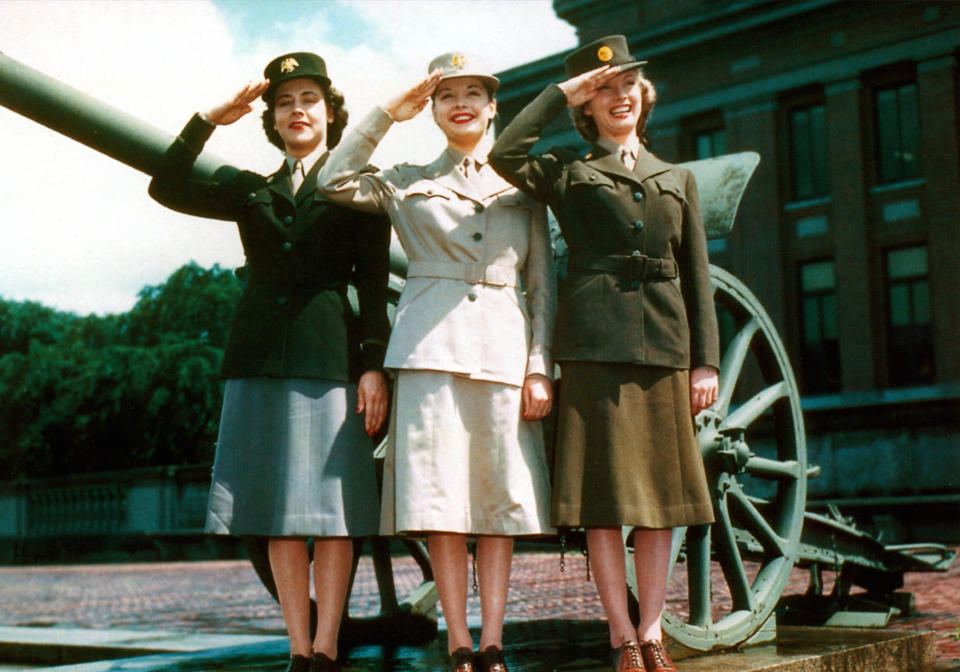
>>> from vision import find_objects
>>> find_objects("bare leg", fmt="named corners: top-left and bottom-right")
top-left (312, 537), bottom-right (354, 658)
top-left (269, 538), bottom-right (312, 657)
top-left (586, 527), bottom-right (637, 647)
top-left (428, 533), bottom-right (473, 654)
top-left (476, 535), bottom-right (513, 650)
top-left (632, 527), bottom-right (673, 642)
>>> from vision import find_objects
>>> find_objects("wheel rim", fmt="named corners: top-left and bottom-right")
top-left (631, 265), bottom-right (807, 650)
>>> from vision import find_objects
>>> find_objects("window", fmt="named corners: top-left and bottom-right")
top-left (789, 104), bottom-right (828, 200)
top-left (886, 246), bottom-right (934, 386)
top-left (799, 261), bottom-right (841, 394)
top-left (694, 128), bottom-right (727, 159)
top-left (874, 82), bottom-right (920, 183)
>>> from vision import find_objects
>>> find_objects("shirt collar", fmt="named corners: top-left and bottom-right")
top-left (596, 135), bottom-right (641, 161)
top-left (443, 134), bottom-right (494, 170)
top-left (284, 143), bottom-right (327, 175)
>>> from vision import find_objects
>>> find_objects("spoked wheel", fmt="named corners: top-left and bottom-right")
top-left (626, 265), bottom-right (807, 651)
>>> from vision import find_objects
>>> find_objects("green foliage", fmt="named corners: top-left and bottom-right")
top-left (0, 263), bottom-right (240, 480)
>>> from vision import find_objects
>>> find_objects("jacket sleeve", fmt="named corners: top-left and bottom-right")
top-left (678, 168), bottom-right (720, 370)
top-left (148, 114), bottom-right (241, 221)
top-left (351, 208), bottom-right (392, 373)
top-left (318, 107), bottom-right (401, 215)
top-left (522, 199), bottom-right (557, 380)
top-left (488, 84), bottom-right (569, 206)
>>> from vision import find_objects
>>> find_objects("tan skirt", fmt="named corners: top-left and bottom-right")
top-left (552, 362), bottom-right (714, 529)
top-left (380, 370), bottom-right (553, 536)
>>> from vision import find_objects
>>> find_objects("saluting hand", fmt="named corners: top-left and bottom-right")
top-left (558, 65), bottom-right (620, 107)
top-left (356, 371), bottom-right (389, 436)
top-left (690, 366), bottom-right (718, 416)
top-left (206, 80), bottom-right (270, 126)
top-left (522, 374), bottom-right (553, 421)
top-left (385, 70), bottom-right (443, 122)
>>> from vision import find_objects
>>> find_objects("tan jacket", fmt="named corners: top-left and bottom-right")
top-left (319, 107), bottom-right (556, 387)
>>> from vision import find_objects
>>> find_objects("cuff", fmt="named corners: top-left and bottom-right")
top-left (181, 113), bottom-right (216, 153)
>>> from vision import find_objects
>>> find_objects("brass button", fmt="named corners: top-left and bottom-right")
top-left (589, 174), bottom-right (597, 181)
top-left (633, 191), bottom-right (644, 201)
top-left (473, 232), bottom-right (483, 241)
top-left (633, 220), bottom-right (644, 231)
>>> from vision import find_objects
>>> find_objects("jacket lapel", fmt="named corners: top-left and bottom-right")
top-left (267, 163), bottom-right (295, 204)
top-left (584, 145), bottom-right (644, 189)
top-left (633, 145), bottom-right (673, 183)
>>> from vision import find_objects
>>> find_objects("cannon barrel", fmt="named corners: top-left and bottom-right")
top-left (0, 50), bottom-right (410, 278)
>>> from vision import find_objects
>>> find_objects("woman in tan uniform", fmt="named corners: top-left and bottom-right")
top-left (318, 53), bottom-right (556, 672)
top-left (489, 36), bottom-right (719, 672)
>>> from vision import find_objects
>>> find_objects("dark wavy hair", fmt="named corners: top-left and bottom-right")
top-left (570, 73), bottom-right (657, 145)
top-left (261, 78), bottom-right (348, 151)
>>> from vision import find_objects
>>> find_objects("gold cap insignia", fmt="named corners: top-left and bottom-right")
top-left (451, 53), bottom-right (466, 70)
top-left (280, 57), bottom-right (299, 74)
top-left (597, 46), bottom-right (613, 62)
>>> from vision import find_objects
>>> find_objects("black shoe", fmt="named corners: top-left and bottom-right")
top-left (311, 652), bottom-right (340, 672)
top-left (286, 655), bottom-right (311, 672)
top-left (477, 645), bottom-right (508, 672)
top-left (448, 646), bottom-right (475, 672)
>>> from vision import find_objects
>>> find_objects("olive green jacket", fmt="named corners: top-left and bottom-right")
top-left (149, 114), bottom-right (391, 382)
top-left (489, 84), bottom-right (719, 371)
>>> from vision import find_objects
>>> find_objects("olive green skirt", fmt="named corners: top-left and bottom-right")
top-left (552, 362), bottom-right (715, 529)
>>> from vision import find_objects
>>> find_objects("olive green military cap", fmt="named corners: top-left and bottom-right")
top-left (263, 52), bottom-right (329, 102)
top-left (564, 35), bottom-right (646, 78)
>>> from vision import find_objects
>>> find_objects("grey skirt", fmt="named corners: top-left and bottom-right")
top-left (552, 362), bottom-right (714, 529)
top-left (205, 378), bottom-right (379, 538)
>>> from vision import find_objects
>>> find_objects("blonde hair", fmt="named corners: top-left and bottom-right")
top-left (570, 73), bottom-right (657, 145)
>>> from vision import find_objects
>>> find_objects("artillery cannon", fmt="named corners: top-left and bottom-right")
top-left (1, 50), bottom-right (953, 653)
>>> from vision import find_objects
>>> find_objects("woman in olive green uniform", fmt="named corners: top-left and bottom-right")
top-left (149, 53), bottom-right (390, 672)
top-left (489, 36), bottom-right (718, 672)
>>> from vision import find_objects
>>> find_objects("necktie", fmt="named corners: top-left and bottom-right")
top-left (291, 159), bottom-right (305, 193)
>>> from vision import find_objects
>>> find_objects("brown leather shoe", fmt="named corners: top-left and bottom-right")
top-left (448, 646), bottom-right (475, 672)
top-left (639, 639), bottom-right (677, 672)
top-left (477, 645), bottom-right (508, 672)
top-left (611, 641), bottom-right (644, 672)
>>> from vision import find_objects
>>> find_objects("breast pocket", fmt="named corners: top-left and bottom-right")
top-left (401, 183), bottom-right (459, 233)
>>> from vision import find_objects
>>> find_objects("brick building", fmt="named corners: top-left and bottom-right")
top-left (495, 0), bottom-right (959, 540)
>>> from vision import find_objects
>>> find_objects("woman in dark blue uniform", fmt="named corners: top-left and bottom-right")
top-left (149, 52), bottom-right (390, 672)
top-left (490, 37), bottom-right (719, 672)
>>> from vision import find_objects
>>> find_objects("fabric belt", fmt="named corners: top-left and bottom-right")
top-left (570, 253), bottom-right (678, 283)
top-left (406, 261), bottom-right (519, 287)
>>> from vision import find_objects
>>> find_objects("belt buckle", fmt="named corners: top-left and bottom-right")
top-left (625, 251), bottom-right (647, 288)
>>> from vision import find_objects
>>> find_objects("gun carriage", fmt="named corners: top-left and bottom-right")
top-left (1, 51), bottom-right (952, 652)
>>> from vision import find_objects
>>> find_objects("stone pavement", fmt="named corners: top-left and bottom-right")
top-left (0, 549), bottom-right (956, 668)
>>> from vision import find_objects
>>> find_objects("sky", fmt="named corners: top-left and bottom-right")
top-left (0, 0), bottom-right (577, 315)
